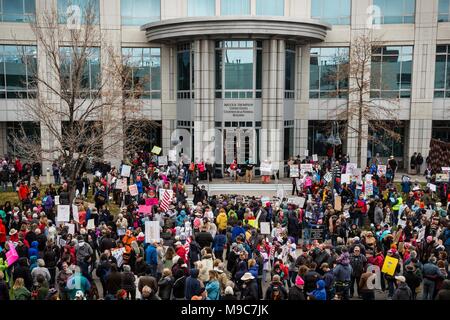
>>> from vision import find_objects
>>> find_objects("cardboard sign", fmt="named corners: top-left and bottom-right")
top-left (312, 154), bottom-right (318, 162)
top-left (87, 219), bottom-right (95, 230)
top-left (290, 165), bottom-right (299, 178)
top-left (324, 172), bottom-right (332, 183)
top-left (300, 164), bottom-right (313, 175)
top-left (65, 223), bottom-right (75, 235)
top-left (341, 174), bottom-right (351, 184)
top-left (381, 255), bottom-right (399, 276)
top-left (377, 165), bottom-right (387, 176)
top-left (145, 220), bottom-right (161, 243)
top-left (158, 156), bottom-right (168, 166)
top-left (168, 149), bottom-right (177, 162)
top-left (351, 169), bottom-right (362, 183)
top-left (72, 205), bottom-right (79, 223)
top-left (260, 222), bottom-right (271, 235)
top-left (6, 241), bottom-right (19, 266)
top-left (121, 165), bottom-right (131, 177)
top-left (428, 183), bottom-right (437, 192)
top-left (334, 195), bottom-right (342, 211)
top-left (346, 163), bottom-right (357, 175)
top-left (151, 146), bottom-right (162, 155)
top-left (129, 184), bottom-right (138, 196)
top-left (57, 205), bottom-right (70, 222)
top-left (138, 205), bottom-right (152, 214)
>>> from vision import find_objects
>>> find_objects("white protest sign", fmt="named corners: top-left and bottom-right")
top-left (296, 197), bottom-right (306, 208)
top-left (87, 219), bottom-right (95, 230)
top-left (300, 164), bottom-right (313, 175)
top-left (365, 174), bottom-right (372, 182)
top-left (121, 165), bottom-right (131, 177)
top-left (158, 156), bottom-right (168, 166)
top-left (111, 248), bottom-right (125, 268)
top-left (341, 174), bottom-right (351, 184)
top-left (324, 172), bottom-right (333, 183)
top-left (304, 149), bottom-right (309, 157)
top-left (145, 220), bottom-right (161, 243)
top-left (129, 184), bottom-right (138, 196)
top-left (54, 196), bottom-right (60, 205)
top-left (168, 150), bottom-right (177, 162)
top-left (260, 162), bottom-right (272, 175)
top-left (442, 167), bottom-right (450, 172)
top-left (57, 205), bottom-right (70, 222)
top-left (72, 205), bottom-right (79, 223)
top-left (295, 177), bottom-right (303, 191)
top-left (65, 223), bottom-right (75, 235)
top-left (346, 163), bottom-right (357, 174)
top-left (365, 180), bottom-right (374, 196)
top-left (377, 165), bottom-right (387, 176)
top-left (428, 183), bottom-right (437, 192)
top-left (260, 222), bottom-right (271, 235)
top-left (352, 169), bottom-right (362, 183)
top-left (290, 165), bottom-right (299, 178)
top-left (276, 188), bottom-right (285, 200)
top-left (312, 154), bottom-right (318, 162)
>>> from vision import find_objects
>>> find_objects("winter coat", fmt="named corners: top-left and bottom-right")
top-left (216, 212), bottom-right (228, 231)
top-left (350, 254), bottom-right (367, 277)
top-left (158, 275), bottom-right (174, 300)
top-left (392, 282), bottom-right (412, 300)
top-left (213, 234), bottom-right (226, 253)
top-left (106, 271), bottom-right (123, 296)
top-left (185, 269), bottom-right (201, 300)
top-left (308, 280), bottom-right (326, 300)
top-left (195, 231), bottom-right (214, 249)
top-left (121, 271), bottom-right (136, 292)
top-left (28, 241), bottom-right (39, 258)
top-left (241, 280), bottom-right (258, 300)
top-left (435, 280), bottom-right (450, 300)
top-left (205, 279), bottom-right (220, 300)
top-left (333, 263), bottom-right (353, 283)
top-left (288, 285), bottom-right (306, 300)
top-left (145, 245), bottom-right (158, 266)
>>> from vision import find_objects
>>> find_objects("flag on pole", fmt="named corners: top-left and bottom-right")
top-left (184, 236), bottom-right (191, 263)
top-left (159, 189), bottom-right (173, 212)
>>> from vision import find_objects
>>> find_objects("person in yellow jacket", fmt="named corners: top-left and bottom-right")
top-left (392, 193), bottom-right (403, 226)
top-left (216, 209), bottom-right (228, 232)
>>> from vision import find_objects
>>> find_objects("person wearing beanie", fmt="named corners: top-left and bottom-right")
top-left (333, 251), bottom-right (352, 300)
top-left (288, 276), bottom-right (306, 300)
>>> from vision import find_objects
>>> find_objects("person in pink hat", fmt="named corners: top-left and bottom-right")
top-left (288, 276), bottom-right (305, 300)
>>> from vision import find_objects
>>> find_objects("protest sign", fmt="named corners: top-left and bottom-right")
top-left (296, 197), bottom-right (306, 208)
top-left (312, 154), bottom-right (318, 162)
top-left (381, 256), bottom-right (399, 276)
top-left (120, 165), bottom-right (131, 177)
top-left (428, 183), bottom-right (437, 192)
top-left (158, 156), bottom-right (168, 166)
top-left (145, 220), bottom-right (161, 243)
top-left (442, 167), bottom-right (450, 172)
top-left (295, 177), bottom-right (303, 191)
top-left (351, 169), bottom-right (362, 183)
top-left (145, 198), bottom-right (159, 206)
top-left (346, 163), bottom-right (357, 174)
top-left (377, 165), bottom-right (387, 176)
top-left (111, 248), bottom-right (125, 268)
top-left (365, 180), bottom-right (373, 196)
top-left (290, 165), bottom-right (299, 178)
top-left (168, 149), bottom-right (177, 162)
top-left (401, 175), bottom-right (410, 182)
top-left (260, 222), bottom-right (271, 235)
top-left (65, 223), bottom-right (75, 235)
top-left (57, 205), bottom-right (70, 222)
top-left (72, 205), bottom-right (79, 223)
top-left (54, 196), bottom-right (60, 205)
top-left (300, 164), bottom-right (313, 175)
top-left (260, 162), bottom-right (272, 175)
top-left (87, 219), bottom-right (95, 230)
top-left (304, 149), bottom-right (309, 157)
top-left (341, 174), bottom-right (351, 184)
top-left (324, 172), bottom-right (332, 183)
top-left (276, 187), bottom-right (285, 200)
top-left (6, 241), bottom-right (18, 266)
top-left (310, 226), bottom-right (325, 241)
top-left (151, 146), bottom-right (162, 155)
top-left (365, 174), bottom-right (372, 182)
top-left (129, 184), bottom-right (138, 196)
top-left (139, 205), bottom-right (152, 214)
top-left (334, 195), bottom-right (342, 211)
top-left (436, 173), bottom-right (448, 182)
top-left (248, 219), bottom-right (257, 229)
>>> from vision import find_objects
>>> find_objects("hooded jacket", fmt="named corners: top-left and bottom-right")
top-left (392, 282), bottom-right (412, 300)
top-left (184, 269), bottom-right (201, 300)
top-left (333, 253), bottom-right (353, 283)
top-left (28, 241), bottom-right (39, 258)
top-left (216, 211), bottom-right (228, 231)
top-left (309, 280), bottom-right (326, 300)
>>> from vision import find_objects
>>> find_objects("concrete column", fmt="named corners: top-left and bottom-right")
top-left (407, 0), bottom-right (438, 173)
top-left (161, 44), bottom-right (177, 155)
top-left (294, 44), bottom-right (310, 157)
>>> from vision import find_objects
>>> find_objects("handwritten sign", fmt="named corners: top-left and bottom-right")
top-left (304, 149), bottom-right (309, 157)
top-left (57, 205), bottom-right (70, 222)
top-left (341, 174), bottom-right (351, 184)
top-left (260, 222), bottom-right (271, 235)
top-left (65, 223), bottom-right (75, 235)
top-left (72, 205), bottom-right (79, 223)
top-left (300, 164), bottom-right (313, 175)
top-left (121, 165), bottom-right (131, 177)
top-left (151, 146), bottom-right (162, 155)
top-left (290, 165), bottom-right (299, 178)
top-left (365, 180), bottom-right (373, 196)
top-left (168, 149), bottom-right (177, 162)
top-left (138, 205), bottom-right (152, 214)
top-left (129, 184), bottom-right (138, 196)
top-left (158, 156), bottom-right (168, 166)
top-left (312, 154), bottom-right (318, 162)
top-left (6, 241), bottom-right (19, 266)
top-left (428, 183), bottom-right (437, 192)
top-left (260, 162), bottom-right (272, 175)
top-left (324, 172), bottom-right (332, 183)
top-left (87, 219), bottom-right (95, 230)
top-left (346, 163), bottom-right (357, 175)
top-left (334, 195), bottom-right (342, 211)
top-left (145, 220), bottom-right (160, 243)
top-left (377, 165), bottom-right (387, 176)
top-left (54, 195), bottom-right (60, 205)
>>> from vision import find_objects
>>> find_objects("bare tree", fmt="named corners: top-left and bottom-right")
top-left (321, 32), bottom-right (401, 167)
top-left (10, 1), bottom-right (158, 199)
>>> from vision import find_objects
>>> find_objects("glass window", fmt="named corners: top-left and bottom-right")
top-left (439, 0), bottom-right (450, 22)
top-left (434, 45), bottom-right (450, 98)
top-left (58, 0), bottom-right (99, 24)
top-left (256, 0), bottom-right (284, 16)
top-left (177, 43), bottom-right (194, 99)
top-left (0, 0), bottom-right (35, 22)
top-left (221, 0), bottom-right (250, 15)
top-left (215, 40), bottom-right (262, 99)
top-left (122, 47), bottom-right (161, 99)
top-left (285, 45), bottom-right (295, 99)
top-left (371, 46), bottom-right (413, 98)
top-left (432, 120), bottom-right (450, 141)
top-left (59, 47), bottom-right (100, 98)
top-left (311, 0), bottom-right (351, 25)
top-left (188, 0), bottom-right (215, 16)
top-left (373, 0), bottom-right (415, 24)
top-left (121, 0), bottom-right (160, 26)
top-left (0, 45), bottom-right (37, 99)
top-left (309, 47), bottom-right (349, 99)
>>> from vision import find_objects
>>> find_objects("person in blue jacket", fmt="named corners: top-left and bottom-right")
top-left (145, 241), bottom-right (158, 277)
top-left (29, 241), bottom-right (39, 259)
top-left (176, 210), bottom-right (187, 227)
top-left (231, 221), bottom-right (246, 242)
top-left (185, 268), bottom-right (201, 300)
top-left (307, 279), bottom-right (326, 300)
top-left (212, 230), bottom-right (226, 261)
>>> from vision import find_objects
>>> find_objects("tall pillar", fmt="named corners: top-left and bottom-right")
top-left (294, 44), bottom-right (310, 157)
top-left (161, 44), bottom-right (177, 155)
top-left (407, 0), bottom-right (437, 173)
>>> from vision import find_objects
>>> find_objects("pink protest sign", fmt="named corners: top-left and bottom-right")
top-left (6, 241), bottom-right (18, 265)
top-left (138, 205), bottom-right (152, 214)
top-left (145, 198), bottom-right (159, 206)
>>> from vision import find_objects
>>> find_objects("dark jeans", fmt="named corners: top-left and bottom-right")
top-left (335, 284), bottom-right (350, 300)
top-left (350, 275), bottom-right (361, 297)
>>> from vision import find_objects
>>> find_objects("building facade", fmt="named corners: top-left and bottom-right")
top-left (0, 0), bottom-right (450, 175)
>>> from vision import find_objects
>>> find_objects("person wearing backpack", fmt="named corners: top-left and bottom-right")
top-left (43, 239), bottom-right (60, 286)
top-left (75, 235), bottom-right (93, 279)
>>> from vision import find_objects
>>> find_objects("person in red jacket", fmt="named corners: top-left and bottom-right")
top-left (15, 157), bottom-right (23, 175)
top-left (18, 181), bottom-right (30, 202)
top-left (0, 219), bottom-right (6, 247)
top-left (175, 241), bottom-right (187, 263)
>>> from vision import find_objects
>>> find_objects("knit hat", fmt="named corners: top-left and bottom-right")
top-left (295, 276), bottom-right (305, 286)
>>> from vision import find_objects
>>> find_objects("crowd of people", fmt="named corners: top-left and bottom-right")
top-left (0, 150), bottom-right (449, 301)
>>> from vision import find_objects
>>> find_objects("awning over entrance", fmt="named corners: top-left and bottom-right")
top-left (141, 16), bottom-right (330, 44)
